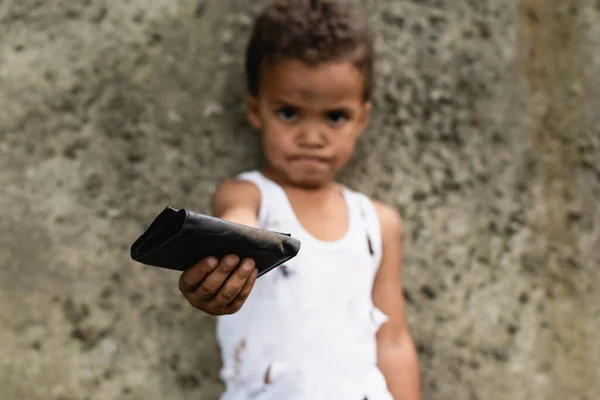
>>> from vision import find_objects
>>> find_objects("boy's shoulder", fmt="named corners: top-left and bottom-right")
top-left (348, 186), bottom-right (401, 220)
top-left (354, 190), bottom-right (403, 239)
top-left (371, 199), bottom-right (401, 222)
top-left (374, 200), bottom-right (403, 240)
top-left (214, 177), bottom-right (259, 193)
top-left (211, 178), bottom-right (261, 214)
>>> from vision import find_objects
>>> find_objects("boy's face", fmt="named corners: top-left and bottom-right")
top-left (247, 58), bottom-right (371, 189)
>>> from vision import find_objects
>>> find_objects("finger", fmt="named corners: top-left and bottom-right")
top-left (193, 254), bottom-right (240, 302)
top-left (212, 258), bottom-right (256, 307)
top-left (179, 257), bottom-right (219, 294)
top-left (225, 267), bottom-right (258, 314)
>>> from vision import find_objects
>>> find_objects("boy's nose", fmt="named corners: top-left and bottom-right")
top-left (297, 125), bottom-right (326, 147)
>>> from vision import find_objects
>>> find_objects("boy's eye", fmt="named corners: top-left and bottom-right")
top-left (326, 110), bottom-right (349, 125)
top-left (276, 107), bottom-right (298, 122)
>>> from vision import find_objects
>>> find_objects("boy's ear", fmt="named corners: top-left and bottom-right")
top-left (247, 95), bottom-right (262, 131)
top-left (357, 101), bottom-right (372, 134)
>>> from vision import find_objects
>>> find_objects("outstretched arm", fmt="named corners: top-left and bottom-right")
top-left (372, 201), bottom-right (421, 400)
top-left (211, 179), bottom-right (261, 227)
top-left (178, 179), bottom-right (261, 315)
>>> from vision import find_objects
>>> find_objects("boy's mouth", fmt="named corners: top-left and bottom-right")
top-left (288, 155), bottom-right (330, 166)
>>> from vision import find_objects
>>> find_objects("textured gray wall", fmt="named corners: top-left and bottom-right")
top-left (1, 0), bottom-right (599, 399)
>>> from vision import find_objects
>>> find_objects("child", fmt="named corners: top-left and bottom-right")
top-left (177, 0), bottom-right (421, 398)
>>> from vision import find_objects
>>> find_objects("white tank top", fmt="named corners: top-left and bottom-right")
top-left (216, 171), bottom-right (393, 400)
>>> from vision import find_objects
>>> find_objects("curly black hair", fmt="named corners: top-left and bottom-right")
top-left (245, 0), bottom-right (374, 101)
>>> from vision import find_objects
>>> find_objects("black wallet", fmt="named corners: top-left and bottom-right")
top-left (130, 206), bottom-right (301, 278)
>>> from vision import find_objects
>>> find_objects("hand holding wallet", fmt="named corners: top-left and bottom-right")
top-left (130, 206), bottom-right (301, 278)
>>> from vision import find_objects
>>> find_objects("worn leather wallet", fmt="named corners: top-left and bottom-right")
top-left (130, 206), bottom-right (301, 278)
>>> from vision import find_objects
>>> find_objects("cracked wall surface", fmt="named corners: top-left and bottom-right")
top-left (1, 0), bottom-right (598, 399)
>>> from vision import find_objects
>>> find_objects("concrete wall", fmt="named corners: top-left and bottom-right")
top-left (1, 0), bottom-right (598, 399)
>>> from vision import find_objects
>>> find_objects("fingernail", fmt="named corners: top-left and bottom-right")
top-left (242, 259), bottom-right (255, 272)
top-left (226, 254), bottom-right (240, 265)
top-left (207, 257), bottom-right (218, 268)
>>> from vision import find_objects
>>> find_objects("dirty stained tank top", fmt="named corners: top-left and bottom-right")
top-left (216, 171), bottom-right (393, 400)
